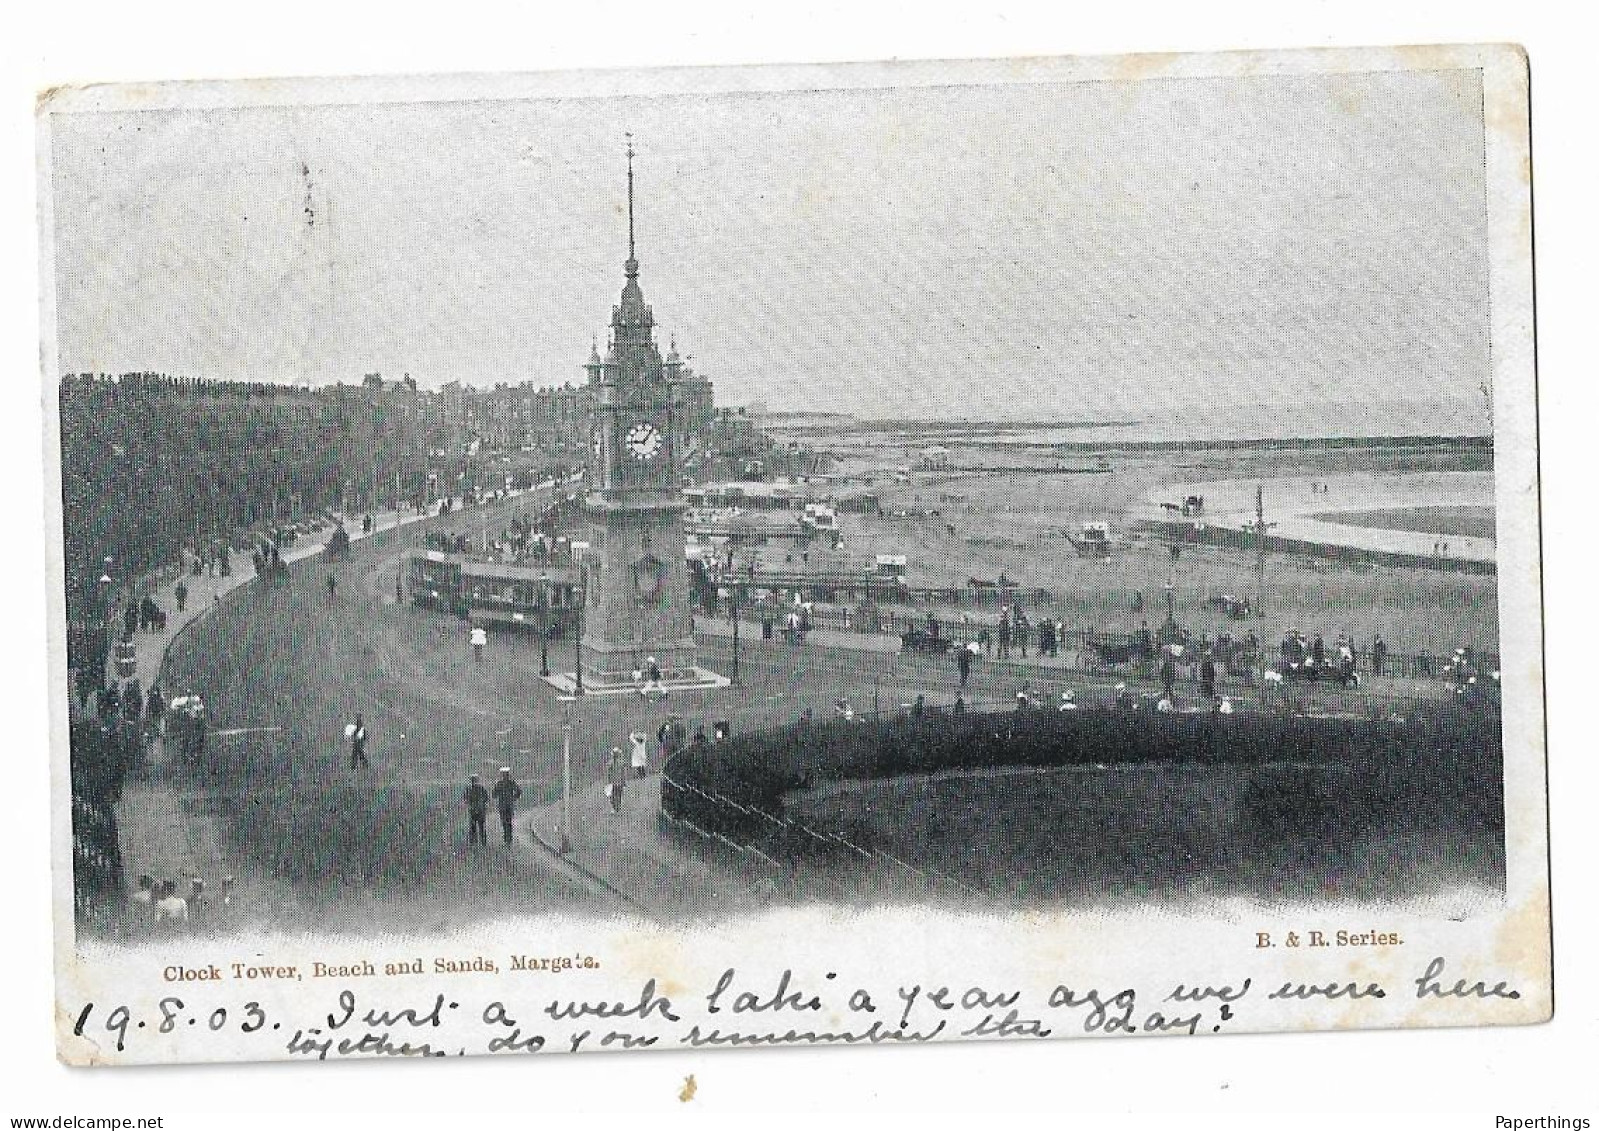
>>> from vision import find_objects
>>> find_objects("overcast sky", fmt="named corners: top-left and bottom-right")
top-left (49, 67), bottom-right (1489, 422)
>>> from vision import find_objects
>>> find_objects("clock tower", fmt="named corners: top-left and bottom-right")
top-left (577, 138), bottom-right (701, 688)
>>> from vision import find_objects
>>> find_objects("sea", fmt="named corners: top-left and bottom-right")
top-left (763, 397), bottom-right (1489, 450)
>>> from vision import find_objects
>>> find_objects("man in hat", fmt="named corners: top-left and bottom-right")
top-left (636, 655), bottom-right (661, 697)
top-left (462, 774), bottom-right (489, 847)
top-left (629, 730), bottom-right (649, 779)
top-left (185, 877), bottom-right (209, 931)
top-left (470, 624), bottom-right (487, 663)
top-left (491, 767), bottom-right (522, 844)
top-left (1115, 682), bottom-right (1136, 711)
top-left (347, 713), bottom-right (368, 770)
top-left (957, 643), bottom-right (974, 688)
top-left (606, 748), bottom-right (627, 813)
top-left (129, 874), bottom-right (155, 928)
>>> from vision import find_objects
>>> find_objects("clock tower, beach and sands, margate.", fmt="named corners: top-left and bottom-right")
top-left (559, 139), bottom-right (726, 694)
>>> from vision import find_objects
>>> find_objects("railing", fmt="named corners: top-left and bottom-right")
top-left (708, 605), bottom-right (1491, 682)
top-left (659, 771), bottom-right (980, 900)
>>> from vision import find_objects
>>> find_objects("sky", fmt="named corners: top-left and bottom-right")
top-left (47, 67), bottom-right (1491, 424)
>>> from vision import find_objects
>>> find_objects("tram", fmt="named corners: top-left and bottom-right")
top-left (403, 550), bottom-right (582, 637)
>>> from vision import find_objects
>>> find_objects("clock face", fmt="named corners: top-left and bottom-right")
top-left (625, 422), bottom-right (663, 461)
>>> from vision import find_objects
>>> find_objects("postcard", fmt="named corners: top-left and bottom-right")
top-left (39, 43), bottom-right (1547, 1067)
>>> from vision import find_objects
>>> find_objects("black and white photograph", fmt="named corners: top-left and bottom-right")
top-left (36, 42), bottom-right (1549, 1074)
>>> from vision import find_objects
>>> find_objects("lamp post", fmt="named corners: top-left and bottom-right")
top-left (1164, 579), bottom-right (1176, 627)
top-left (95, 559), bottom-right (115, 692)
top-left (873, 662), bottom-right (895, 720)
top-left (729, 582), bottom-right (740, 686)
top-left (574, 567), bottom-right (585, 695)
top-left (538, 571), bottom-right (551, 678)
top-left (558, 695), bottom-right (575, 853)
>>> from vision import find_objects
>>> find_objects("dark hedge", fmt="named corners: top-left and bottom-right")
top-left (661, 704), bottom-right (1504, 848)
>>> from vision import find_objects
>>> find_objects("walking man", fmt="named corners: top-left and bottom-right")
top-left (175, 578), bottom-right (188, 613)
top-left (607, 748), bottom-right (627, 814)
top-left (641, 655), bottom-right (664, 697)
top-left (957, 643), bottom-right (973, 688)
top-left (1373, 634), bottom-right (1388, 677)
top-left (348, 713), bottom-right (368, 770)
top-left (326, 573), bottom-right (337, 604)
top-left (491, 767), bottom-right (522, 844)
top-left (463, 774), bottom-right (489, 846)
top-left (471, 625), bottom-right (487, 663)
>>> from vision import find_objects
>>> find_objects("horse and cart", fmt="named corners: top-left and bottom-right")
top-left (900, 613), bottom-right (953, 655)
top-left (1081, 629), bottom-right (1262, 683)
top-left (1277, 631), bottom-right (1359, 687)
top-left (1205, 593), bottom-right (1256, 620)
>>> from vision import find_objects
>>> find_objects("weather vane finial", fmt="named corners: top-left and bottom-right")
top-left (625, 134), bottom-right (636, 264)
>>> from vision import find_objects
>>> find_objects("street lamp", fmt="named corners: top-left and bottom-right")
top-left (1164, 579), bottom-right (1176, 626)
top-left (729, 582), bottom-right (740, 686)
top-left (557, 695), bottom-right (575, 854)
top-left (538, 571), bottom-right (551, 678)
top-left (574, 567), bottom-right (586, 695)
top-left (95, 559), bottom-right (115, 692)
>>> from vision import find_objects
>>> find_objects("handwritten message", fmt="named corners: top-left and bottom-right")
top-left (67, 955), bottom-right (1523, 1063)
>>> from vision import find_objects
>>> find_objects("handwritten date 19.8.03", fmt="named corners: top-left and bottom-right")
top-left (74, 996), bottom-right (274, 1053)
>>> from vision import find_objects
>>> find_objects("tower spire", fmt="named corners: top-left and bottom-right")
top-left (624, 133), bottom-right (637, 276)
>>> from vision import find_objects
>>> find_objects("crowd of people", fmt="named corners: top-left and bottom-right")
top-left (127, 871), bottom-right (235, 935)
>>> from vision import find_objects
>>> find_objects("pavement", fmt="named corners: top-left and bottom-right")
top-left (519, 771), bottom-right (780, 919)
top-left (103, 501), bottom-right (462, 902)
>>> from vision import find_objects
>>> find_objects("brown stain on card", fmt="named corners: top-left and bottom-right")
top-left (1112, 53), bottom-right (1175, 84)
top-left (1492, 887), bottom-right (1553, 1011)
